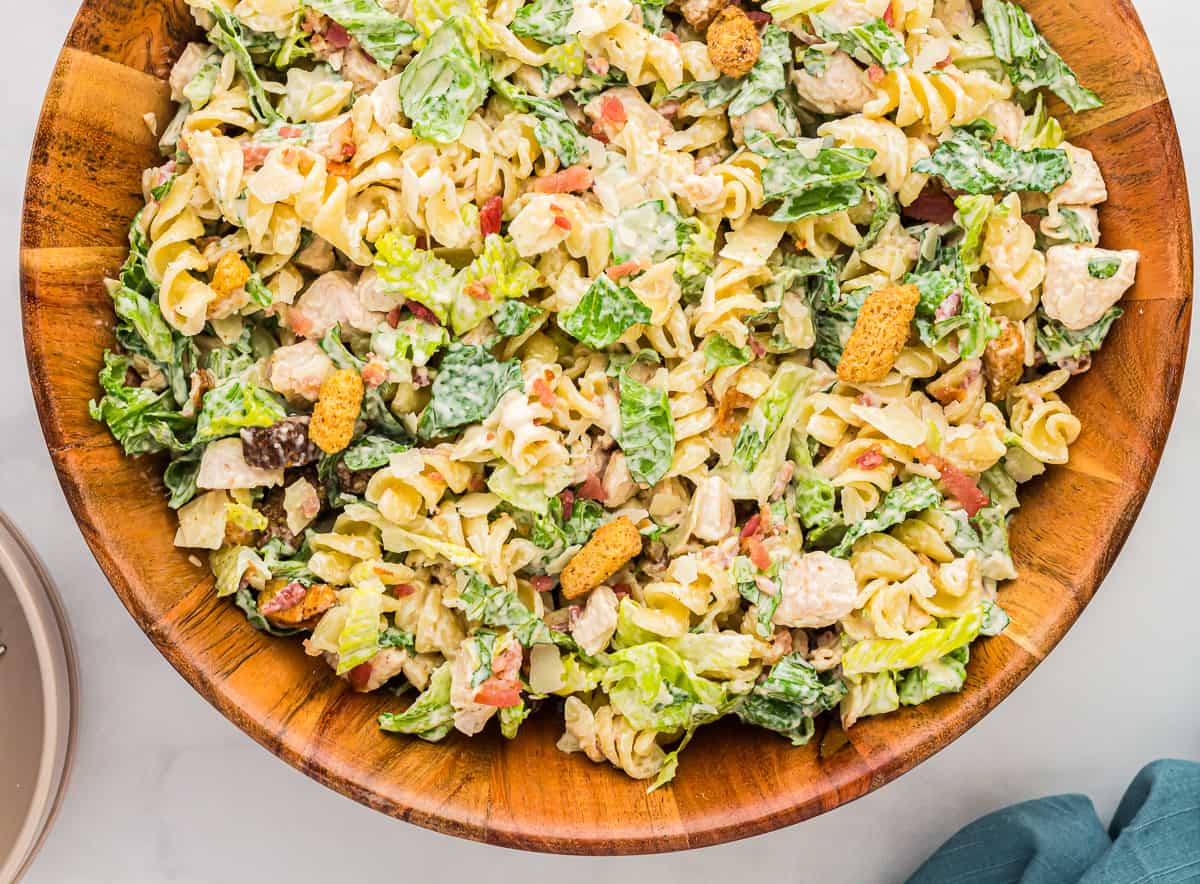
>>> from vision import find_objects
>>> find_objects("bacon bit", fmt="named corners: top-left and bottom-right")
top-left (390, 583), bottom-right (416, 598)
top-left (657, 100), bottom-right (680, 120)
top-left (464, 280), bottom-right (492, 301)
top-left (747, 536), bottom-right (772, 571)
top-left (578, 473), bottom-right (607, 502)
top-left (361, 357), bottom-right (389, 389)
top-left (590, 123), bottom-right (610, 144)
top-left (405, 299), bottom-right (441, 326)
top-left (612, 582), bottom-right (631, 599)
top-left (412, 366), bottom-right (431, 388)
top-left (479, 195), bottom-right (503, 237)
top-left (748, 336), bottom-right (767, 358)
top-left (605, 260), bottom-right (644, 280)
top-left (867, 64), bottom-right (886, 84)
top-left (920, 451), bottom-right (990, 517)
top-left (533, 375), bottom-right (557, 409)
top-left (260, 581), bottom-right (307, 614)
top-left (600, 95), bottom-right (627, 127)
top-left (856, 392), bottom-right (880, 407)
top-left (935, 54), bottom-right (953, 69)
top-left (241, 142), bottom-right (272, 169)
top-left (387, 306), bottom-right (402, 328)
top-left (475, 677), bottom-right (522, 707)
top-left (278, 125), bottom-right (304, 139)
top-left (567, 604), bottom-right (584, 631)
top-left (348, 661), bottom-right (374, 692)
top-left (744, 11), bottom-right (771, 26)
top-left (882, 4), bottom-right (895, 28)
top-left (716, 388), bottom-right (755, 436)
top-left (935, 291), bottom-right (962, 321)
top-left (662, 29), bottom-right (682, 44)
top-left (414, 234), bottom-right (429, 250)
top-left (558, 488), bottom-right (576, 521)
top-left (533, 165), bottom-right (594, 194)
top-left (855, 446), bottom-right (885, 470)
top-left (553, 215), bottom-right (573, 231)
top-left (740, 513), bottom-right (762, 541)
top-left (586, 56), bottom-right (610, 76)
top-left (531, 575), bottom-right (556, 593)
top-left (325, 21), bottom-right (351, 49)
top-left (904, 186), bottom-right (958, 224)
top-left (491, 641), bottom-right (523, 681)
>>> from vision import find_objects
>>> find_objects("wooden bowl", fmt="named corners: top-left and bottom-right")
top-left (20, 0), bottom-right (1192, 854)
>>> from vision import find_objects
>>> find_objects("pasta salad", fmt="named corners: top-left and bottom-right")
top-left (91, 0), bottom-right (1138, 788)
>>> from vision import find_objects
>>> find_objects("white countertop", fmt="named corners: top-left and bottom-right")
top-left (5, 2), bottom-right (1198, 881)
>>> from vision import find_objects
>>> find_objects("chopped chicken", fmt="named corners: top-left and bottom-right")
top-left (1042, 245), bottom-right (1139, 330)
top-left (772, 551), bottom-right (858, 628)
top-left (196, 438), bottom-right (284, 490)
top-left (791, 51), bottom-right (876, 116)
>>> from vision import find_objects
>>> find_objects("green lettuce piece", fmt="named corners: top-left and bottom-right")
top-left (728, 25), bottom-right (790, 116)
top-left (1041, 207), bottom-right (1095, 245)
top-left (111, 285), bottom-right (175, 364)
top-left (736, 653), bottom-right (846, 744)
top-left (89, 352), bottom-right (194, 455)
top-left (730, 555), bottom-right (779, 639)
top-left (847, 19), bottom-right (910, 69)
top-left (611, 200), bottom-right (687, 265)
top-left (343, 434), bottom-right (410, 471)
top-left (733, 362), bottom-right (811, 471)
top-left (371, 317), bottom-right (450, 379)
top-left (373, 231), bottom-right (456, 323)
top-left (378, 662), bottom-right (455, 740)
top-left (841, 671), bottom-right (899, 721)
top-left (981, 601), bottom-right (1010, 637)
top-left (832, 477), bottom-right (943, 558)
top-left (493, 301), bottom-right (544, 337)
top-left (954, 195), bottom-right (996, 270)
top-left (454, 568), bottom-right (567, 647)
top-left (812, 285), bottom-right (865, 368)
top-left (120, 209), bottom-right (155, 296)
top-left (416, 344), bottom-right (523, 439)
top-left (842, 605), bottom-right (985, 676)
top-left (511, 0), bottom-right (573, 44)
top-left (260, 537), bottom-right (319, 581)
top-left (898, 645), bottom-right (968, 706)
top-left (499, 700), bottom-right (530, 739)
top-left (487, 463), bottom-right (572, 515)
top-left (211, 545), bottom-right (266, 598)
top-left (336, 585), bottom-right (384, 674)
top-left (790, 433), bottom-right (843, 547)
top-left (913, 124), bottom-right (1071, 194)
top-left (676, 217), bottom-right (716, 300)
top-left (614, 368), bottom-right (675, 486)
top-left (906, 245), bottom-right (999, 359)
top-left (531, 494), bottom-right (605, 549)
top-left (272, 8), bottom-right (313, 67)
top-left (982, 0), bottom-right (1102, 112)
top-left (164, 450), bottom-right (203, 509)
top-left (308, 0), bottom-right (419, 67)
top-left (703, 335), bottom-right (751, 374)
top-left (667, 633), bottom-right (757, 680)
top-left (451, 234), bottom-right (540, 335)
top-left (746, 131), bottom-right (874, 222)
top-left (1088, 257), bottom-right (1121, 280)
top-left (1036, 307), bottom-right (1121, 366)
top-left (1019, 93), bottom-right (1064, 149)
top-left (600, 642), bottom-right (730, 732)
top-left (494, 79), bottom-right (586, 166)
top-left (207, 6), bottom-right (282, 123)
top-left (561, 275), bottom-right (651, 350)
top-left (737, 694), bottom-right (816, 745)
top-left (398, 19), bottom-right (488, 143)
top-left (193, 377), bottom-right (287, 445)
top-left (379, 626), bottom-right (416, 651)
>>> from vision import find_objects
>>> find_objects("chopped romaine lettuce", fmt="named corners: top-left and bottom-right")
top-left (728, 25), bottom-right (790, 116)
top-left (898, 645), bottom-right (968, 705)
top-left (831, 477), bottom-right (943, 558)
top-left (454, 568), bottom-right (572, 648)
top-left (611, 201), bottom-right (686, 266)
top-left (737, 653), bottom-right (846, 744)
top-left (336, 584), bottom-right (385, 674)
top-left (532, 494), bottom-right (605, 549)
top-left (417, 344), bottom-right (523, 439)
top-left (493, 300), bottom-right (544, 338)
top-left (614, 368), bottom-right (675, 486)
top-left (560, 275), bottom-right (651, 350)
top-left (746, 131), bottom-right (875, 222)
top-left (676, 217), bottom-right (716, 300)
top-left (451, 234), bottom-right (540, 335)
top-left (374, 231), bottom-right (456, 323)
top-left (89, 351), bottom-right (194, 455)
top-left (494, 79), bottom-right (587, 166)
top-left (378, 662), bottom-right (456, 740)
top-left (398, 19), bottom-right (488, 143)
top-left (600, 642), bottom-right (730, 732)
top-left (913, 124), bottom-right (1071, 195)
top-left (511, 0), bottom-right (573, 44)
top-left (703, 335), bottom-right (752, 374)
top-left (842, 604), bottom-right (984, 676)
top-left (308, 0), bottom-right (419, 67)
top-left (954, 195), bottom-right (996, 270)
top-left (342, 435), bottom-right (410, 471)
top-left (206, 6), bottom-right (282, 123)
top-left (1036, 307), bottom-right (1121, 366)
top-left (733, 361), bottom-right (812, 471)
top-left (192, 378), bottom-right (286, 446)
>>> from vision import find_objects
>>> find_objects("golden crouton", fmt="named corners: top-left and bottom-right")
top-left (560, 516), bottom-right (644, 600)
top-left (983, 319), bottom-right (1025, 402)
top-left (258, 579), bottom-right (337, 629)
top-left (211, 252), bottom-right (252, 297)
top-left (707, 7), bottom-right (761, 79)
top-left (836, 284), bottom-right (921, 384)
top-left (308, 368), bottom-right (364, 454)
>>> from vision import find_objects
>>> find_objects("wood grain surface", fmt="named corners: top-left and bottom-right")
top-left (19, 0), bottom-right (1193, 854)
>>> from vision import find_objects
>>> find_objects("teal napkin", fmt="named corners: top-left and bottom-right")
top-left (908, 760), bottom-right (1200, 883)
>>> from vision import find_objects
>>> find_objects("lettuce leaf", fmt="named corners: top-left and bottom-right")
top-left (831, 477), bottom-right (943, 558)
top-left (374, 231), bottom-right (456, 323)
top-left (746, 132), bottom-right (874, 222)
top-left (531, 494), bottom-right (604, 549)
top-left (842, 605), bottom-right (984, 676)
top-left (736, 653), bottom-right (846, 744)
top-left (398, 19), bottom-right (488, 143)
top-left (561, 274), bottom-right (651, 350)
top-left (1036, 307), bottom-right (1121, 366)
top-left (494, 79), bottom-right (586, 166)
top-left (733, 362), bottom-right (812, 471)
top-left (342, 435), bottom-right (410, 471)
top-left (812, 15), bottom-right (909, 70)
top-left (193, 377), bottom-right (287, 445)
top-left (336, 585), bottom-right (385, 674)
top-left (600, 642), bottom-right (730, 732)
top-left (728, 25), bottom-right (790, 116)
top-left (493, 300), bottom-right (544, 337)
top-left (982, 0), bottom-right (1102, 112)
top-left (89, 351), bottom-right (194, 455)
top-left (206, 6), bottom-right (282, 123)
top-left (898, 645), bottom-right (968, 705)
top-left (451, 234), bottom-right (540, 335)
top-left (511, 0), bottom-right (573, 44)
top-left (913, 124), bottom-right (1071, 195)
top-left (676, 217), bottom-right (716, 300)
top-left (611, 201), bottom-right (687, 266)
top-left (454, 568), bottom-right (570, 648)
top-left (378, 662), bottom-right (455, 740)
top-left (614, 368), bottom-right (675, 486)
top-left (112, 286), bottom-right (175, 363)
top-left (703, 335), bottom-right (751, 374)
top-left (417, 344), bottom-right (523, 439)
top-left (308, 0), bottom-right (419, 67)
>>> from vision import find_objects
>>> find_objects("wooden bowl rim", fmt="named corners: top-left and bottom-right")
top-left (18, 0), bottom-right (1194, 855)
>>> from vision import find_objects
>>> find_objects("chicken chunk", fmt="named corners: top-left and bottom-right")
top-left (679, 0), bottom-right (725, 29)
top-left (772, 551), bottom-right (858, 629)
top-left (268, 340), bottom-right (336, 403)
top-left (601, 451), bottom-right (637, 507)
top-left (1041, 245), bottom-right (1139, 330)
top-left (570, 586), bottom-right (619, 655)
top-left (791, 51), bottom-right (875, 115)
top-left (1051, 145), bottom-right (1108, 207)
top-left (197, 438), bottom-right (285, 490)
top-left (287, 270), bottom-right (383, 339)
top-left (730, 102), bottom-right (787, 146)
top-left (686, 475), bottom-right (735, 542)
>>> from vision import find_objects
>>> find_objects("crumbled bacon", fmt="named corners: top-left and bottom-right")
top-left (479, 195), bottom-right (503, 237)
top-left (662, 30), bottom-right (681, 44)
top-left (657, 101), bottom-right (680, 120)
top-left (533, 165), bottom-right (594, 194)
top-left (882, 4), bottom-right (895, 27)
top-left (920, 451), bottom-right (990, 517)
top-left (387, 306), bottom-right (402, 328)
top-left (464, 280), bottom-right (492, 301)
top-left (325, 21), bottom-right (351, 49)
top-left (605, 260), bottom-right (644, 280)
top-left (590, 123), bottom-right (610, 144)
top-left (935, 55), bottom-right (953, 69)
top-left (578, 473), bottom-right (607, 502)
top-left (348, 661), bottom-right (374, 692)
top-left (361, 357), bottom-right (389, 388)
top-left (856, 392), bottom-right (880, 407)
top-left (745, 11), bottom-right (771, 25)
top-left (748, 336), bottom-right (767, 358)
top-left (278, 125), bottom-right (304, 139)
top-left (553, 215), bottom-right (573, 230)
top-left (531, 575), bottom-right (556, 593)
top-left (740, 513), bottom-right (762, 541)
top-left (747, 536), bottom-right (772, 571)
top-left (600, 95), bottom-right (627, 127)
top-left (716, 388), bottom-right (755, 435)
top-left (533, 375), bottom-right (556, 409)
top-left (935, 291), bottom-right (962, 321)
top-left (904, 186), bottom-right (958, 224)
top-left (241, 142), bottom-right (272, 169)
top-left (260, 581), bottom-right (308, 615)
top-left (855, 446), bottom-right (885, 470)
top-left (405, 299), bottom-right (441, 326)
top-left (391, 583), bottom-right (416, 598)
top-left (586, 56), bottom-right (610, 76)
top-left (612, 582), bottom-right (631, 599)
top-left (559, 489), bottom-right (575, 521)
top-left (867, 64), bottom-right (885, 84)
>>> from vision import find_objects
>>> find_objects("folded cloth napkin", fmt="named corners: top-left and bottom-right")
top-left (908, 760), bottom-right (1200, 883)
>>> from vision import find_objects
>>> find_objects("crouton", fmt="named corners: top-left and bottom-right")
top-left (211, 252), bottom-right (251, 297)
top-left (707, 7), bottom-right (760, 79)
top-left (982, 320), bottom-right (1025, 402)
top-left (560, 517), bottom-right (643, 600)
top-left (836, 284), bottom-right (920, 384)
top-left (308, 368), bottom-right (364, 454)
top-left (258, 579), bottom-right (337, 629)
